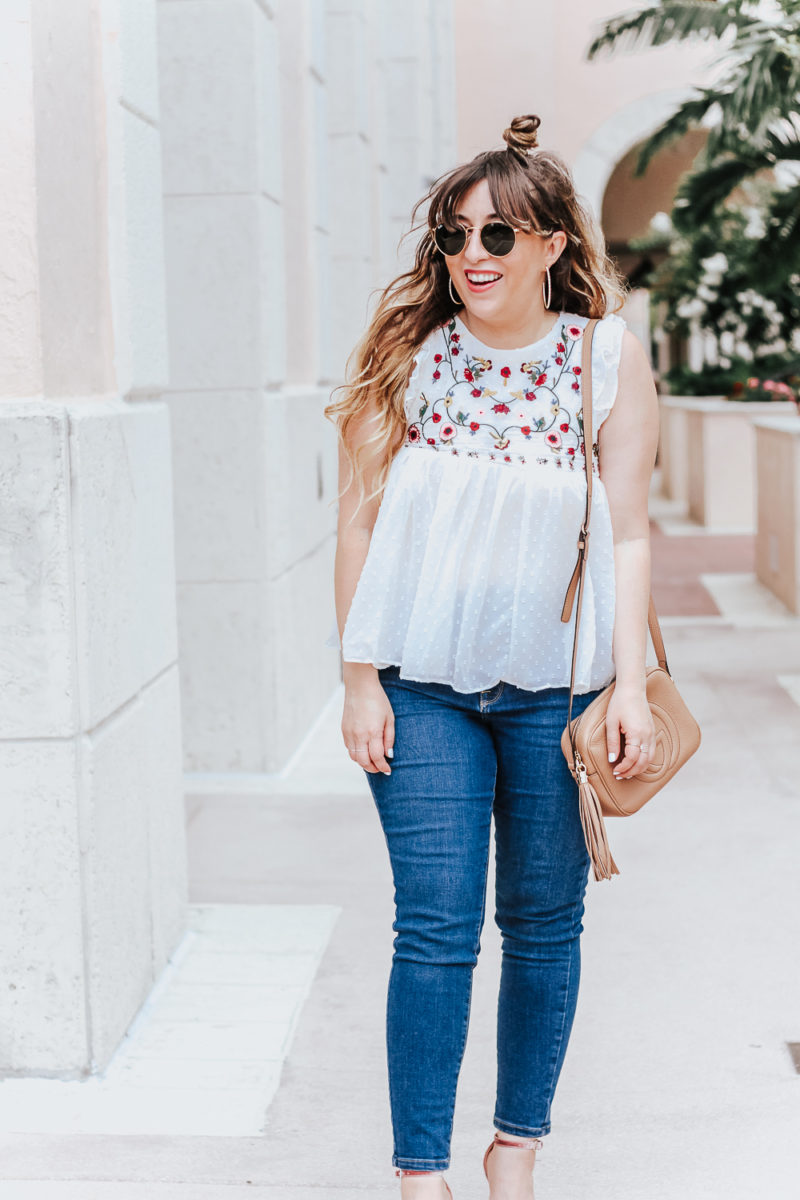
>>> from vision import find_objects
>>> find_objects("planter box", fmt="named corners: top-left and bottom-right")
top-left (658, 395), bottom-right (724, 504)
top-left (675, 398), bottom-right (796, 531)
top-left (752, 415), bottom-right (800, 614)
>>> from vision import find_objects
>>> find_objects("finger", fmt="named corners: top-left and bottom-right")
top-left (616, 741), bottom-right (650, 779)
top-left (605, 721), bottom-right (621, 765)
top-left (613, 737), bottom-right (645, 777)
top-left (353, 743), bottom-right (377, 774)
top-left (369, 733), bottom-right (392, 775)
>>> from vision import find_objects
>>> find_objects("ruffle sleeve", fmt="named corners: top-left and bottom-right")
top-left (591, 312), bottom-right (627, 430)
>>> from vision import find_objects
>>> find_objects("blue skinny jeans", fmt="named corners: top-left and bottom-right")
top-left (364, 664), bottom-right (604, 1172)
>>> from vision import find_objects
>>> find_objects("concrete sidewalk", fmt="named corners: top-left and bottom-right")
top-left (2, 489), bottom-right (800, 1197)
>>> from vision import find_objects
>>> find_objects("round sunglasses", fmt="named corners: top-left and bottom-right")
top-left (433, 220), bottom-right (553, 258)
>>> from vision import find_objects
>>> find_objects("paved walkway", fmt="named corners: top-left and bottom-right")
top-left (2, 475), bottom-right (800, 1197)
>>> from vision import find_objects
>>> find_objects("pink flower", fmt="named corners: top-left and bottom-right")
top-left (556, 342), bottom-right (566, 353)
top-left (566, 325), bottom-right (583, 340)
top-left (440, 423), bottom-right (456, 440)
top-left (546, 431), bottom-right (562, 449)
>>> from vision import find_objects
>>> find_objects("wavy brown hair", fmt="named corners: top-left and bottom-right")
top-left (323, 114), bottom-right (628, 523)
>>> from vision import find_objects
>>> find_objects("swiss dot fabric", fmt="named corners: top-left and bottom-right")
top-left (325, 309), bottom-right (626, 694)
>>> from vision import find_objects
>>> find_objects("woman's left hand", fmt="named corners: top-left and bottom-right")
top-left (605, 687), bottom-right (657, 780)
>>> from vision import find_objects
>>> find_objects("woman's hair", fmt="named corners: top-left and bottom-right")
top-left (324, 114), bottom-right (628, 523)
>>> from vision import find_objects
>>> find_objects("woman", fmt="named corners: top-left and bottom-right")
top-left (324, 114), bottom-right (659, 1199)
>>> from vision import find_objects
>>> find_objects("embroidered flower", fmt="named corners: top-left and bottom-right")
top-left (573, 366), bottom-right (582, 375)
top-left (427, 437), bottom-right (436, 445)
top-left (566, 325), bottom-right (583, 340)
top-left (407, 423), bottom-right (422, 442)
top-left (433, 353), bottom-right (442, 363)
top-left (440, 422), bottom-right (456, 441)
top-left (525, 390), bottom-right (535, 400)
top-left (567, 447), bottom-right (576, 456)
top-left (432, 369), bottom-right (441, 381)
top-left (432, 412), bottom-right (442, 423)
top-left (560, 422), bottom-right (569, 432)
top-left (471, 388), bottom-right (482, 397)
top-left (500, 366), bottom-right (511, 384)
top-left (492, 402), bottom-right (510, 414)
top-left (469, 421), bottom-right (480, 431)
top-left (464, 368), bottom-right (474, 382)
top-left (535, 373), bottom-right (547, 386)
top-left (546, 431), bottom-right (562, 449)
top-left (495, 437), bottom-right (510, 449)
top-left (521, 425), bottom-right (531, 436)
top-left (556, 342), bottom-right (566, 353)
top-left (572, 381), bottom-right (580, 391)
top-left (555, 357), bottom-right (563, 365)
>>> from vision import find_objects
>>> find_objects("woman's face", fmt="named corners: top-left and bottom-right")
top-left (441, 178), bottom-right (566, 330)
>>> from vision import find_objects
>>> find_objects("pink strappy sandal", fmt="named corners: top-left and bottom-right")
top-left (395, 1167), bottom-right (453, 1198)
top-left (483, 1132), bottom-right (544, 1188)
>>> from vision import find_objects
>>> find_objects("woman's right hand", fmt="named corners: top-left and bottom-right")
top-left (341, 664), bottom-right (395, 775)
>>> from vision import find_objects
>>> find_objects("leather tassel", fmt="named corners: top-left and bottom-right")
top-left (577, 776), bottom-right (620, 881)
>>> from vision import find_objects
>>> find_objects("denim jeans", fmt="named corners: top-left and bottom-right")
top-left (364, 665), bottom-right (605, 1172)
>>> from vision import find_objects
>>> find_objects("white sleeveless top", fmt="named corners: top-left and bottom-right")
top-left (325, 309), bottom-right (626, 694)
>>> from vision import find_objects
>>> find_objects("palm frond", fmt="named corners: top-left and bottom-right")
top-left (587, 1), bottom-right (756, 60)
top-left (632, 94), bottom-right (715, 175)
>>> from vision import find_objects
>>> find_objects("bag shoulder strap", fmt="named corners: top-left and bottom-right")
top-left (561, 316), bottom-right (670, 749)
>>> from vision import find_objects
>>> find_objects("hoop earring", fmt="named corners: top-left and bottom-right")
top-left (449, 275), bottom-right (462, 307)
top-left (542, 264), bottom-right (552, 310)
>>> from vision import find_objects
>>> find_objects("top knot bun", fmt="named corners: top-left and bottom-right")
top-left (503, 114), bottom-right (541, 159)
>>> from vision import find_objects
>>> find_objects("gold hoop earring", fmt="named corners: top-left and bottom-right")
top-left (542, 264), bottom-right (552, 310)
top-left (449, 275), bottom-right (462, 307)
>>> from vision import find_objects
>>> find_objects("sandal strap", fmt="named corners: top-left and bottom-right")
top-left (493, 1133), bottom-right (544, 1151)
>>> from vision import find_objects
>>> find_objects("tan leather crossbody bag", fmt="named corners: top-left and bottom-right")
top-left (560, 317), bottom-right (702, 881)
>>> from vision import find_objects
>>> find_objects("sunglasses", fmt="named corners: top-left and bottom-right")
top-left (433, 221), bottom-right (554, 258)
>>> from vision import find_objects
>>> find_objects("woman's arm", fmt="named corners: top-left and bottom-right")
top-left (334, 402), bottom-right (394, 776)
top-left (597, 327), bottom-right (660, 780)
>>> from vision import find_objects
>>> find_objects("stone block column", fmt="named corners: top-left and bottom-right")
top-left (0, 0), bottom-right (187, 1075)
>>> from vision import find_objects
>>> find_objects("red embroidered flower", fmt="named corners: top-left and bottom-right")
top-left (580, 442), bottom-right (585, 453)
top-left (432, 370), bottom-right (441, 380)
top-left (555, 356), bottom-right (563, 365)
top-left (470, 421), bottom-right (480, 431)
top-left (434, 353), bottom-right (442, 363)
top-left (573, 366), bottom-right (582, 375)
top-left (521, 425), bottom-right (531, 436)
top-left (535, 373), bottom-right (547, 386)
top-left (427, 437), bottom-right (436, 444)
top-left (546, 431), bottom-right (562, 449)
top-left (560, 422), bottom-right (569, 432)
top-left (471, 388), bottom-right (482, 397)
top-left (452, 346), bottom-right (460, 355)
top-left (566, 325), bottom-right (582, 340)
top-left (432, 412), bottom-right (442, 422)
top-left (500, 366), bottom-right (511, 378)
top-left (572, 382), bottom-right (580, 391)
top-left (407, 423), bottom-right (421, 442)
top-left (450, 332), bottom-right (460, 342)
top-left (464, 368), bottom-right (474, 382)
top-left (504, 455), bottom-right (511, 462)
top-left (567, 447), bottom-right (575, 456)
top-left (557, 342), bottom-right (565, 353)
top-left (440, 423), bottom-right (456, 441)
top-left (525, 391), bottom-right (535, 400)
top-left (492, 402), bottom-right (510, 414)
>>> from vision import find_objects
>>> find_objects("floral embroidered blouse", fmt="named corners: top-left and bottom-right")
top-left (326, 309), bottom-right (627, 694)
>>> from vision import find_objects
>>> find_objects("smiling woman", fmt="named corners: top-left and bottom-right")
top-left (323, 112), bottom-right (660, 1200)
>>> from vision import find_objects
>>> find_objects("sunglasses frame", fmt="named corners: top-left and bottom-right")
top-left (432, 220), bottom-right (555, 258)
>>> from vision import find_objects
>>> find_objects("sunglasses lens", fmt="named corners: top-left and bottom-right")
top-left (481, 223), bottom-right (516, 256)
top-left (434, 224), bottom-right (467, 256)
